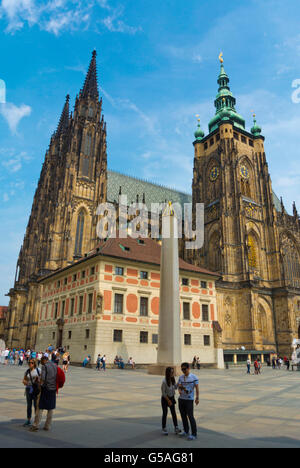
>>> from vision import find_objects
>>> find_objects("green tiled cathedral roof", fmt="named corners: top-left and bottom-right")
top-left (107, 170), bottom-right (192, 208)
top-left (107, 170), bottom-right (282, 213)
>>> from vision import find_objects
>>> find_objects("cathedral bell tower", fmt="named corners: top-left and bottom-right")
top-left (192, 54), bottom-right (281, 352)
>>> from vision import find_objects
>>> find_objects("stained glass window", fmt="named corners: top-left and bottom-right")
top-left (248, 234), bottom-right (258, 269)
top-left (75, 210), bottom-right (85, 255)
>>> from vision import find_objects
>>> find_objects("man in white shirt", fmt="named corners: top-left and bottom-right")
top-left (178, 362), bottom-right (199, 441)
top-left (4, 348), bottom-right (9, 366)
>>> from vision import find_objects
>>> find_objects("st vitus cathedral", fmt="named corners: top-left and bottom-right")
top-left (5, 51), bottom-right (300, 357)
top-left (6, 51), bottom-right (107, 348)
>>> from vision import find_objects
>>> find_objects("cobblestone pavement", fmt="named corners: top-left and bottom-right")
top-left (0, 365), bottom-right (300, 448)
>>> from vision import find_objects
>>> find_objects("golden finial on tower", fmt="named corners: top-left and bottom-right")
top-left (219, 52), bottom-right (224, 64)
top-left (195, 114), bottom-right (201, 123)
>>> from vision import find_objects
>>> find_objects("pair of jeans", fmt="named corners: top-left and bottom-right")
top-left (161, 396), bottom-right (178, 429)
top-left (25, 387), bottom-right (37, 420)
top-left (179, 399), bottom-right (197, 436)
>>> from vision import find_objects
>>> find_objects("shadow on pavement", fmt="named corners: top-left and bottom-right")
top-left (0, 416), bottom-right (299, 449)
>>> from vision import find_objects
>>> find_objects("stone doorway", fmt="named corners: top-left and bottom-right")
top-left (56, 318), bottom-right (65, 348)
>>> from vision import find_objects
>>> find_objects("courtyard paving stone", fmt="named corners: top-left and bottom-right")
top-left (0, 365), bottom-right (300, 448)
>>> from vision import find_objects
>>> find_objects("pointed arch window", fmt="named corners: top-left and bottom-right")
top-left (281, 235), bottom-right (300, 288)
top-left (85, 134), bottom-right (92, 156)
top-left (75, 210), bottom-right (85, 256)
top-left (247, 234), bottom-right (258, 270)
top-left (82, 134), bottom-right (92, 177)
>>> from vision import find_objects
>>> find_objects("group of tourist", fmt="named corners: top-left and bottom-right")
top-left (1, 348), bottom-right (43, 366)
top-left (20, 345), bottom-right (66, 431)
top-left (113, 355), bottom-right (135, 369)
top-left (272, 356), bottom-right (291, 370)
top-left (96, 354), bottom-right (106, 371)
top-left (1, 346), bottom-right (71, 370)
top-left (191, 356), bottom-right (201, 370)
top-left (245, 355), bottom-right (294, 374)
top-left (161, 362), bottom-right (199, 440)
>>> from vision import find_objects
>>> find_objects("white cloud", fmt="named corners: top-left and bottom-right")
top-left (0, 0), bottom-right (37, 32)
top-left (0, 102), bottom-right (31, 134)
top-left (100, 87), bottom-right (156, 134)
top-left (0, 149), bottom-right (32, 173)
top-left (0, 0), bottom-right (141, 35)
top-left (101, 6), bottom-right (142, 34)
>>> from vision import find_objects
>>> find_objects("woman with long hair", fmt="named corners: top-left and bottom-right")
top-left (22, 358), bottom-right (41, 427)
top-left (161, 367), bottom-right (181, 435)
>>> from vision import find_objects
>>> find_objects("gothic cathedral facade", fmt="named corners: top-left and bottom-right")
top-left (4, 52), bottom-right (300, 357)
top-left (5, 51), bottom-right (107, 348)
top-left (191, 60), bottom-right (300, 356)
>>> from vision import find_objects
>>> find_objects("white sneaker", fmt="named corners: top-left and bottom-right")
top-left (175, 427), bottom-right (182, 434)
top-left (179, 432), bottom-right (189, 437)
top-left (162, 428), bottom-right (168, 436)
top-left (187, 435), bottom-right (197, 441)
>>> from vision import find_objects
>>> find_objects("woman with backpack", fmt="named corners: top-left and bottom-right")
top-left (22, 358), bottom-right (41, 427)
top-left (30, 355), bottom-right (65, 432)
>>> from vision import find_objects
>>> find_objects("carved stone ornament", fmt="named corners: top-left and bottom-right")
top-left (96, 294), bottom-right (103, 314)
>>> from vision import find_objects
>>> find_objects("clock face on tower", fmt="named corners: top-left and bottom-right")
top-left (210, 166), bottom-right (219, 182)
top-left (240, 165), bottom-right (249, 179)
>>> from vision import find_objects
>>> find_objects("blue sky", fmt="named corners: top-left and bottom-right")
top-left (0, 0), bottom-right (300, 305)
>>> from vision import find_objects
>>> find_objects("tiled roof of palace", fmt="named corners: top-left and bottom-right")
top-left (91, 236), bottom-right (219, 277)
top-left (107, 170), bottom-right (282, 212)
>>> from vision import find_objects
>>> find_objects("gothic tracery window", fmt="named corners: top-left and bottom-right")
top-left (75, 210), bottom-right (85, 256)
top-left (281, 234), bottom-right (300, 288)
top-left (82, 134), bottom-right (93, 177)
top-left (247, 233), bottom-right (259, 271)
top-left (208, 231), bottom-right (221, 272)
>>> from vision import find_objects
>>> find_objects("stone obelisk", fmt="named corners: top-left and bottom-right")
top-left (148, 202), bottom-right (182, 375)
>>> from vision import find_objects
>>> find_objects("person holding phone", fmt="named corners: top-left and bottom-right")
top-left (161, 367), bottom-right (181, 435)
top-left (178, 362), bottom-right (199, 441)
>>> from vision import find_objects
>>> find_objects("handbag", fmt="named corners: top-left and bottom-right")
top-left (27, 368), bottom-right (41, 398)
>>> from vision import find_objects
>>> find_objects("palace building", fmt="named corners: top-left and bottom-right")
top-left (35, 236), bottom-right (222, 366)
top-left (4, 51), bottom-right (300, 361)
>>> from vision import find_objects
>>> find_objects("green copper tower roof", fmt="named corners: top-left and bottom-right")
top-left (208, 56), bottom-right (245, 133)
top-left (251, 113), bottom-right (262, 137)
top-left (194, 118), bottom-right (205, 141)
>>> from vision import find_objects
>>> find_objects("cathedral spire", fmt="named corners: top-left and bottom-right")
top-left (208, 54), bottom-right (245, 133)
top-left (56, 94), bottom-right (70, 137)
top-left (81, 50), bottom-right (99, 100)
